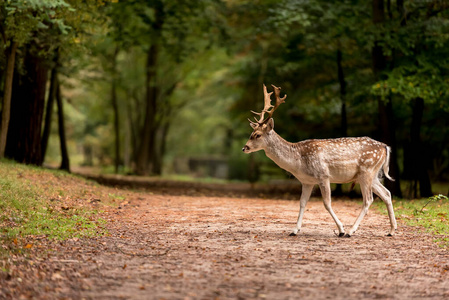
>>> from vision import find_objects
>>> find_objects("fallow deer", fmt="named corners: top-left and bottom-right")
top-left (242, 84), bottom-right (397, 237)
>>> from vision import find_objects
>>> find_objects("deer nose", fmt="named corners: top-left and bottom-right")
top-left (242, 145), bottom-right (249, 152)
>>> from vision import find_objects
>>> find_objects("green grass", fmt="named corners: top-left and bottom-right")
top-left (377, 194), bottom-right (449, 248)
top-left (0, 160), bottom-right (109, 242)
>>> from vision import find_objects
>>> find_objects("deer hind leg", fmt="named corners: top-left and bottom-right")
top-left (347, 179), bottom-right (374, 237)
top-left (319, 179), bottom-right (345, 236)
top-left (372, 178), bottom-right (397, 236)
top-left (290, 184), bottom-right (314, 236)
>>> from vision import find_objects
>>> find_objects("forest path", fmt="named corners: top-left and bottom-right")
top-left (4, 192), bottom-right (449, 299)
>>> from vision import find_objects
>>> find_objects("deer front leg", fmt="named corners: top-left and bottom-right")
top-left (319, 179), bottom-right (345, 236)
top-left (290, 184), bottom-right (314, 236)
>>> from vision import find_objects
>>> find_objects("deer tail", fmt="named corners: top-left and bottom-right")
top-left (382, 146), bottom-right (395, 181)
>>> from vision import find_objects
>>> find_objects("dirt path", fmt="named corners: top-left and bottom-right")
top-left (3, 192), bottom-right (449, 299)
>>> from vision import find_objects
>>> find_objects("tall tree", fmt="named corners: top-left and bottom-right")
top-left (5, 48), bottom-right (48, 164)
top-left (371, 0), bottom-right (402, 197)
top-left (0, 40), bottom-right (17, 158)
top-left (40, 51), bottom-right (59, 165)
top-left (407, 97), bottom-right (432, 197)
top-left (111, 46), bottom-right (120, 173)
top-left (55, 78), bottom-right (70, 172)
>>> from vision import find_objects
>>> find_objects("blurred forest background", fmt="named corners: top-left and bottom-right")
top-left (0, 0), bottom-right (448, 199)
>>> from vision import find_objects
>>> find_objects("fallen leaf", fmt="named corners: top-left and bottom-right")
top-left (24, 244), bottom-right (33, 249)
top-left (51, 273), bottom-right (63, 280)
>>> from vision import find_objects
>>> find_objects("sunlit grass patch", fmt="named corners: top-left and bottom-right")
top-left (378, 195), bottom-right (449, 248)
top-left (0, 160), bottom-right (109, 243)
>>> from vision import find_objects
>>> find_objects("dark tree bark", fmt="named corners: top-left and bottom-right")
top-left (55, 78), bottom-right (70, 172)
top-left (126, 90), bottom-right (139, 170)
top-left (40, 59), bottom-right (58, 165)
top-left (372, 0), bottom-right (402, 197)
top-left (0, 41), bottom-right (18, 158)
top-left (111, 46), bottom-right (120, 174)
top-left (5, 50), bottom-right (47, 165)
top-left (152, 121), bottom-right (170, 175)
top-left (135, 43), bottom-right (159, 175)
top-left (376, 94), bottom-right (402, 197)
top-left (406, 98), bottom-right (432, 197)
top-left (150, 82), bottom-right (179, 175)
top-left (337, 49), bottom-right (347, 138)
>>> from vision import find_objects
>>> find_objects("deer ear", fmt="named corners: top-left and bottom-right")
top-left (266, 118), bottom-right (274, 131)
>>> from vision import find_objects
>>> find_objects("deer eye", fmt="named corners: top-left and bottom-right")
top-left (255, 134), bottom-right (262, 139)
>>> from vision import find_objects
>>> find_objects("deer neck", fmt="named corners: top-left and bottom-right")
top-left (263, 131), bottom-right (300, 173)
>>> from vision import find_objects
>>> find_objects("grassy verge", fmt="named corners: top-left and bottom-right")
top-left (376, 195), bottom-right (449, 248)
top-left (0, 160), bottom-right (122, 243)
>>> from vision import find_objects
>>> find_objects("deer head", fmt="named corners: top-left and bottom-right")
top-left (242, 84), bottom-right (286, 153)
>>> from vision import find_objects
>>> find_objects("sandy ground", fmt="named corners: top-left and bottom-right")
top-left (2, 191), bottom-right (449, 299)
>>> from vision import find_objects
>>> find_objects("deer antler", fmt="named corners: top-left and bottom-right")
top-left (249, 84), bottom-right (287, 126)
top-left (269, 84), bottom-right (287, 119)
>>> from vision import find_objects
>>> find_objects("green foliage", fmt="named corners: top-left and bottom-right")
top-left (0, 160), bottom-right (106, 241)
top-left (1, 0), bottom-right (73, 46)
top-left (369, 1), bottom-right (449, 109)
top-left (371, 64), bottom-right (449, 110)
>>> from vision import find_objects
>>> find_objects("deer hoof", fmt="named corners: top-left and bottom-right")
top-left (289, 232), bottom-right (297, 237)
top-left (344, 234), bottom-right (351, 238)
top-left (386, 233), bottom-right (393, 237)
top-left (338, 232), bottom-right (345, 237)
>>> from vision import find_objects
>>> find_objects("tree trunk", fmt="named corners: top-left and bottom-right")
top-left (111, 46), bottom-right (120, 174)
top-left (126, 90), bottom-right (139, 171)
top-left (377, 96), bottom-right (402, 197)
top-left (334, 48), bottom-right (347, 196)
top-left (40, 63), bottom-right (58, 165)
top-left (0, 41), bottom-right (18, 158)
top-left (150, 82), bottom-right (178, 175)
top-left (372, 0), bottom-right (402, 197)
top-left (133, 1), bottom-right (165, 176)
top-left (409, 98), bottom-right (432, 197)
top-left (55, 78), bottom-right (70, 172)
top-left (124, 89), bottom-right (139, 170)
top-left (5, 49), bottom-right (47, 165)
top-left (135, 44), bottom-right (159, 175)
top-left (124, 111), bottom-right (131, 171)
top-left (83, 144), bottom-right (93, 166)
top-left (152, 121), bottom-right (170, 175)
top-left (337, 49), bottom-right (348, 138)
